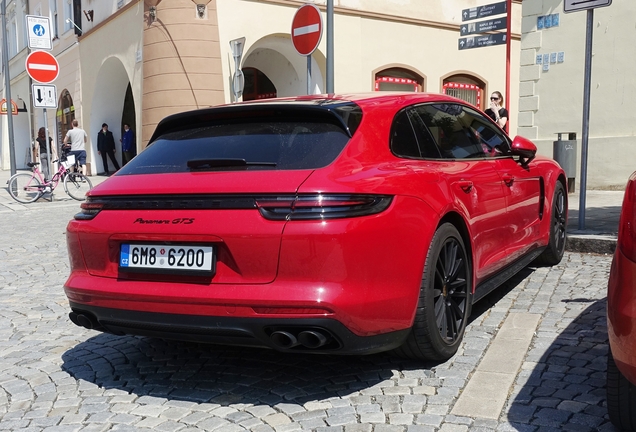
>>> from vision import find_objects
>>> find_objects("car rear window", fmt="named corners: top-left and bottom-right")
top-left (117, 121), bottom-right (352, 175)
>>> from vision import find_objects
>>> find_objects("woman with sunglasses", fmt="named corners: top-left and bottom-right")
top-left (485, 91), bottom-right (508, 131)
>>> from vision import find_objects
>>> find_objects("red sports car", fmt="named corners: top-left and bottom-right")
top-left (64, 93), bottom-right (567, 361)
top-left (607, 171), bottom-right (636, 429)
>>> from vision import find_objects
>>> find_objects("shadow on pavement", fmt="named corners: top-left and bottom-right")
top-left (61, 335), bottom-right (440, 406)
top-left (506, 299), bottom-right (614, 431)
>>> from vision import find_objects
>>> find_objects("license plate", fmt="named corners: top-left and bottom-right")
top-left (119, 244), bottom-right (215, 275)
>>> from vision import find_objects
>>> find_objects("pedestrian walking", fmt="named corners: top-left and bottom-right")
top-left (120, 123), bottom-right (136, 166)
top-left (62, 119), bottom-right (88, 176)
top-left (97, 123), bottom-right (120, 175)
top-left (36, 127), bottom-right (56, 181)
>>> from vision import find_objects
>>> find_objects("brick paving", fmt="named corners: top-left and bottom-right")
top-left (0, 195), bottom-right (619, 431)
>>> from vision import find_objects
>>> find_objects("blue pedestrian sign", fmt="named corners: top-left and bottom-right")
top-left (26, 15), bottom-right (52, 50)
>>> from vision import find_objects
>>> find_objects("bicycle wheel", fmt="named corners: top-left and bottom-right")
top-left (63, 172), bottom-right (93, 200)
top-left (7, 173), bottom-right (43, 204)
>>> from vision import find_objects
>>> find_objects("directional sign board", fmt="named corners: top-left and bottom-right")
top-left (462, 1), bottom-right (507, 22)
top-left (291, 4), bottom-right (323, 56)
top-left (25, 50), bottom-right (59, 83)
top-left (460, 17), bottom-right (506, 36)
top-left (26, 15), bottom-right (52, 50)
top-left (32, 84), bottom-right (57, 109)
top-left (564, 0), bottom-right (611, 13)
top-left (458, 33), bottom-right (507, 50)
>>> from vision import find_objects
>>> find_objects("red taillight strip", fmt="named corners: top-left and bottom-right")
top-left (256, 194), bottom-right (393, 221)
top-left (75, 201), bottom-right (105, 220)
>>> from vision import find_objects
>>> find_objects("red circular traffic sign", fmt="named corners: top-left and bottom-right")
top-left (25, 50), bottom-right (60, 84)
top-left (291, 4), bottom-right (323, 56)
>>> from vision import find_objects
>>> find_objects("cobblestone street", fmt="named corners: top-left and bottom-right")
top-left (0, 202), bottom-right (617, 431)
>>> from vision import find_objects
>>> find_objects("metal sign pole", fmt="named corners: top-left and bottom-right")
top-left (326, 0), bottom-right (334, 93)
top-left (43, 107), bottom-right (54, 201)
top-left (1, 0), bottom-right (17, 175)
top-left (307, 56), bottom-right (312, 95)
top-left (578, 9), bottom-right (594, 230)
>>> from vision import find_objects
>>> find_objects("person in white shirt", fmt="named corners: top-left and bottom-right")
top-left (62, 119), bottom-right (88, 176)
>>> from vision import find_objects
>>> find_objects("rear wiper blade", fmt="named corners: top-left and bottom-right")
top-left (187, 159), bottom-right (277, 169)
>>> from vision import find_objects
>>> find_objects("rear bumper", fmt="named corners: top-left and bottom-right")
top-left (608, 247), bottom-right (636, 383)
top-left (68, 302), bottom-right (410, 355)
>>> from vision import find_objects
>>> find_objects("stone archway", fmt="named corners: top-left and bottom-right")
top-left (242, 34), bottom-right (325, 98)
top-left (91, 57), bottom-right (132, 173)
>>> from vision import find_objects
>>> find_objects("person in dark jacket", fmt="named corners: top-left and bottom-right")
top-left (120, 123), bottom-right (136, 166)
top-left (97, 123), bottom-right (120, 175)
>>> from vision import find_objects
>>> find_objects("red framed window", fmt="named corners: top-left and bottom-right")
top-left (443, 82), bottom-right (482, 108)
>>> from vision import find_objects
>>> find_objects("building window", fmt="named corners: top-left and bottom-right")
top-left (64, 0), bottom-right (73, 32)
top-left (9, 10), bottom-right (17, 57)
top-left (442, 74), bottom-right (485, 109)
top-left (49, 0), bottom-right (58, 39)
top-left (443, 82), bottom-right (482, 108)
top-left (374, 67), bottom-right (424, 92)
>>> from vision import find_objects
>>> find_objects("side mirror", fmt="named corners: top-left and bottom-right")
top-left (510, 135), bottom-right (537, 164)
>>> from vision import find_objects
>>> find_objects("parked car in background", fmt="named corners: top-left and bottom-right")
top-left (607, 171), bottom-right (636, 430)
top-left (63, 93), bottom-right (567, 361)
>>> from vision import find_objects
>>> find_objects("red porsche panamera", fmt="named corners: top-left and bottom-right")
top-left (64, 93), bottom-right (567, 361)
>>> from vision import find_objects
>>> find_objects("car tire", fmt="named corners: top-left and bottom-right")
top-left (395, 223), bottom-right (472, 361)
top-left (534, 181), bottom-right (567, 266)
top-left (607, 349), bottom-right (636, 430)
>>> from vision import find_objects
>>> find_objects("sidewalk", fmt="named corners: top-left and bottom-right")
top-left (0, 168), bottom-right (623, 254)
top-left (566, 188), bottom-right (623, 254)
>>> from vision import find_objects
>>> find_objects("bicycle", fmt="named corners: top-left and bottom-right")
top-left (7, 154), bottom-right (93, 203)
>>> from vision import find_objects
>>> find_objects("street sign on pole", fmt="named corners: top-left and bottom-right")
top-left (26, 15), bottom-right (52, 50)
top-left (32, 84), bottom-right (57, 108)
top-left (458, 33), bottom-right (506, 50)
top-left (291, 4), bottom-right (323, 56)
top-left (564, 0), bottom-right (611, 13)
top-left (25, 50), bottom-right (59, 83)
top-left (229, 37), bottom-right (246, 102)
top-left (460, 17), bottom-right (506, 36)
top-left (462, 1), bottom-right (507, 22)
top-left (232, 70), bottom-right (245, 100)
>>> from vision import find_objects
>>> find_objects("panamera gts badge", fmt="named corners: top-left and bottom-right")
top-left (133, 218), bottom-right (195, 225)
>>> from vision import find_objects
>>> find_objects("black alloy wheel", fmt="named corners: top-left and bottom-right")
top-left (395, 223), bottom-right (472, 361)
top-left (434, 236), bottom-right (470, 345)
top-left (534, 181), bottom-right (567, 266)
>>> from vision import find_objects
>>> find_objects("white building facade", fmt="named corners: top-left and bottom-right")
top-left (3, 0), bottom-right (524, 176)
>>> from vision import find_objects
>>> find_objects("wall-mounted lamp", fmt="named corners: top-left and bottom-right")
top-left (83, 10), bottom-right (94, 22)
top-left (66, 18), bottom-right (82, 35)
top-left (196, 4), bottom-right (206, 18)
top-left (148, 6), bottom-right (157, 22)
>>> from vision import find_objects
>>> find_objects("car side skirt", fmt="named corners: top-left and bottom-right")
top-left (68, 302), bottom-right (410, 356)
top-left (473, 247), bottom-right (544, 303)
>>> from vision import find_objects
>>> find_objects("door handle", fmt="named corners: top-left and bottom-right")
top-left (502, 174), bottom-right (514, 187)
top-left (457, 180), bottom-right (473, 193)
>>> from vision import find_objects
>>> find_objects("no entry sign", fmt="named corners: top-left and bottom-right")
top-left (25, 50), bottom-right (59, 83)
top-left (291, 4), bottom-right (323, 56)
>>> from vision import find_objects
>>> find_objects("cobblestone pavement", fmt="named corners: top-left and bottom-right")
top-left (0, 202), bottom-right (618, 431)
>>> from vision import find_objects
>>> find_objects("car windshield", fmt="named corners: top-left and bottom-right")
top-left (116, 121), bottom-right (352, 175)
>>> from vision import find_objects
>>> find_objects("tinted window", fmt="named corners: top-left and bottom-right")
top-left (413, 104), bottom-right (484, 159)
top-left (116, 121), bottom-right (351, 175)
top-left (406, 109), bottom-right (443, 159)
top-left (390, 110), bottom-right (420, 158)
top-left (461, 106), bottom-right (510, 156)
